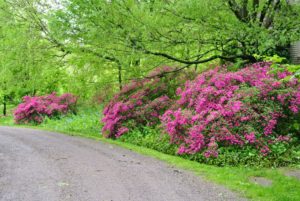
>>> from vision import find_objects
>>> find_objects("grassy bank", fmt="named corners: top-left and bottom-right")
top-left (1, 108), bottom-right (300, 201)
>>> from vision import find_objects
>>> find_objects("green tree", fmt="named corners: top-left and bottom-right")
top-left (1, 0), bottom-right (299, 110)
top-left (46, 0), bottom-right (300, 71)
top-left (0, 0), bottom-right (67, 114)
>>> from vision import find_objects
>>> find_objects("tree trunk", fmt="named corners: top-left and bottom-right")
top-left (291, 41), bottom-right (300, 64)
top-left (118, 63), bottom-right (122, 90)
top-left (3, 96), bottom-right (7, 116)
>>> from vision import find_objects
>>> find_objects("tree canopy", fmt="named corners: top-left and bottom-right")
top-left (0, 0), bottom-right (300, 110)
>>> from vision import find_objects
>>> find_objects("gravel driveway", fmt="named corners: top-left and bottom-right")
top-left (0, 126), bottom-right (246, 201)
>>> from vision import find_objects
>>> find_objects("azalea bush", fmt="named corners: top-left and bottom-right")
top-left (14, 93), bottom-right (77, 124)
top-left (103, 62), bottom-right (300, 166)
top-left (160, 62), bottom-right (300, 164)
top-left (101, 66), bottom-right (195, 138)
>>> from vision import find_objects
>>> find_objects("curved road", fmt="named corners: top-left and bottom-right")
top-left (0, 126), bottom-right (245, 201)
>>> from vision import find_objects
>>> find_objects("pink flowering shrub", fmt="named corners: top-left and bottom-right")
top-left (161, 62), bottom-right (300, 160)
top-left (102, 66), bottom-right (195, 138)
top-left (14, 93), bottom-right (77, 124)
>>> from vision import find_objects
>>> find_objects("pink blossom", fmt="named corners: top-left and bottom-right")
top-left (102, 67), bottom-right (175, 138)
top-left (14, 93), bottom-right (77, 124)
top-left (116, 127), bottom-right (129, 138)
top-left (160, 62), bottom-right (300, 157)
top-left (245, 132), bottom-right (256, 143)
top-left (231, 101), bottom-right (242, 113)
top-left (260, 146), bottom-right (271, 156)
top-left (276, 135), bottom-right (290, 142)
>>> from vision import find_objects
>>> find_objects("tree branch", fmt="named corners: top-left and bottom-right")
top-left (143, 48), bottom-right (256, 65)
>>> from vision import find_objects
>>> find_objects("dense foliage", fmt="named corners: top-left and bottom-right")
top-left (102, 66), bottom-right (195, 138)
top-left (14, 93), bottom-right (77, 124)
top-left (103, 62), bottom-right (300, 166)
top-left (2, 0), bottom-right (300, 112)
top-left (161, 63), bottom-right (300, 159)
top-left (0, 0), bottom-right (69, 111)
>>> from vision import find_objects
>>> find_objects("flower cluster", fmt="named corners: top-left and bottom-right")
top-left (14, 93), bottom-right (77, 124)
top-left (101, 66), bottom-right (192, 138)
top-left (161, 62), bottom-right (300, 158)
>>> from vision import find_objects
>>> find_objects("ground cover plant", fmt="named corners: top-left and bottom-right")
top-left (14, 93), bottom-right (77, 124)
top-left (39, 106), bottom-right (102, 138)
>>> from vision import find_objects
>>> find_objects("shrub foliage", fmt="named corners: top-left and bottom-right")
top-left (161, 62), bottom-right (300, 159)
top-left (103, 63), bottom-right (300, 166)
top-left (14, 93), bottom-right (77, 124)
top-left (101, 66), bottom-right (194, 138)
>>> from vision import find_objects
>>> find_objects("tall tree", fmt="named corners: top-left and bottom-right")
top-left (0, 0), bottom-right (67, 113)
top-left (47, 0), bottom-right (300, 71)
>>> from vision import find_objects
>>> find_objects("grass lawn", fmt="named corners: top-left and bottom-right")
top-left (1, 108), bottom-right (300, 201)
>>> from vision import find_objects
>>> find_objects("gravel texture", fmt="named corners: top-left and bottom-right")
top-left (284, 169), bottom-right (300, 180)
top-left (250, 177), bottom-right (273, 187)
top-left (0, 126), bottom-right (246, 201)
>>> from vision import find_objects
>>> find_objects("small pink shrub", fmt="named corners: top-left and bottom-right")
top-left (161, 62), bottom-right (300, 158)
top-left (14, 92), bottom-right (77, 124)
